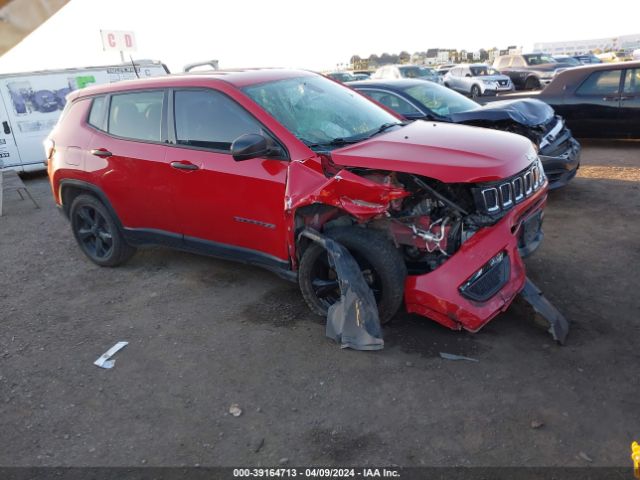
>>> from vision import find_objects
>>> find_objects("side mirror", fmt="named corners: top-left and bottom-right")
top-left (231, 134), bottom-right (271, 161)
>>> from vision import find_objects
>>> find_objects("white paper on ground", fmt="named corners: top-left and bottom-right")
top-left (94, 341), bottom-right (128, 369)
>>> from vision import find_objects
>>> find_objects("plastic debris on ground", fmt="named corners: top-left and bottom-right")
top-left (229, 404), bottom-right (243, 417)
top-left (439, 352), bottom-right (479, 362)
top-left (301, 229), bottom-right (383, 351)
top-left (93, 341), bottom-right (128, 369)
top-left (519, 277), bottom-right (570, 344)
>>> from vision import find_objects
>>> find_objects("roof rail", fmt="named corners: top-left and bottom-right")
top-left (183, 60), bottom-right (219, 72)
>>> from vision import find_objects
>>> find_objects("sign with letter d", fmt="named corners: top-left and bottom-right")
top-left (100, 30), bottom-right (137, 52)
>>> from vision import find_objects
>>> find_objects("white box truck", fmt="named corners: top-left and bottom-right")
top-left (0, 60), bottom-right (168, 172)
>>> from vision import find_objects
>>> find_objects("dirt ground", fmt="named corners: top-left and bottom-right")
top-left (0, 140), bottom-right (639, 468)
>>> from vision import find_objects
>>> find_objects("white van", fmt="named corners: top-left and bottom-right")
top-left (0, 60), bottom-right (168, 172)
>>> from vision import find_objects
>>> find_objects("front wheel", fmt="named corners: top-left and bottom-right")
top-left (70, 194), bottom-right (136, 267)
top-left (298, 227), bottom-right (407, 324)
top-left (470, 84), bottom-right (481, 98)
top-left (525, 76), bottom-right (541, 90)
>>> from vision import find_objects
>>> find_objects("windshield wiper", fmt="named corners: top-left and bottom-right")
top-left (301, 137), bottom-right (362, 149)
top-left (300, 124), bottom-right (404, 150)
top-left (366, 122), bottom-right (405, 138)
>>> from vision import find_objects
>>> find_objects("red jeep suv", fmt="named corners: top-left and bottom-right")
top-left (47, 69), bottom-right (548, 333)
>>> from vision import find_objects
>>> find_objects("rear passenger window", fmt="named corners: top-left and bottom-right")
top-left (108, 91), bottom-right (164, 141)
top-left (88, 96), bottom-right (106, 129)
top-left (576, 70), bottom-right (622, 96)
top-left (174, 90), bottom-right (263, 151)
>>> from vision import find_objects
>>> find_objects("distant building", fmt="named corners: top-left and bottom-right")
top-left (437, 50), bottom-right (450, 63)
top-left (472, 51), bottom-right (481, 61)
top-left (533, 33), bottom-right (640, 55)
top-left (424, 48), bottom-right (439, 65)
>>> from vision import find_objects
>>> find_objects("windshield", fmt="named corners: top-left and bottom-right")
top-left (470, 66), bottom-right (500, 76)
top-left (403, 82), bottom-right (478, 117)
top-left (524, 54), bottom-right (557, 65)
top-left (400, 66), bottom-right (435, 78)
top-left (243, 75), bottom-right (400, 147)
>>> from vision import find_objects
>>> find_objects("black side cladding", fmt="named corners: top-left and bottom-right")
top-left (519, 277), bottom-right (570, 344)
top-left (300, 229), bottom-right (384, 351)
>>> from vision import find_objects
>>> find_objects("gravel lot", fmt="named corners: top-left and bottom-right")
top-left (0, 140), bottom-right (639, 467)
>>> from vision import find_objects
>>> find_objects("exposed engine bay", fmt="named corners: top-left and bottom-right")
top-left (356, 170), bottom-right (477, 274)
top-left (294, 163), bottom-right (501, 275)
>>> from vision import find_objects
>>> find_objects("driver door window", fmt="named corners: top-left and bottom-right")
top-left (173, 89), bottom-right (263, 151)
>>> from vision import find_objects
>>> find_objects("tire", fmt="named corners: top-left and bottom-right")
top-left (69, 194), bottom-right (136, 267)
top-left (525, 76), bottom-right (541, 90)
top-left (298, 227), bottom-right (407, 324)
top-left (444, 82), bottom-right (450, 88)
top-left (470, 84), bottom-right (481, 98)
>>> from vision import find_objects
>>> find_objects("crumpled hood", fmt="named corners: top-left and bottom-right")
top-left (330, 120), bottom-right (535, 184)
top-left (450, 98), bottom-right (554, 127)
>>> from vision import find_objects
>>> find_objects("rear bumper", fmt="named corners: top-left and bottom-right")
top-left (540, 137), bottom-right (581, 190)
top-left (404, 187), bottom-right (547, 333)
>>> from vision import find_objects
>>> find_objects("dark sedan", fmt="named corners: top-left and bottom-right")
top-left (350, 79), bottom-right (581, 189)
top-left (532, 61), bottom-right (640, 138)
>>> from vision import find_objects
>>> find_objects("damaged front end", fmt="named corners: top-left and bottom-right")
top-left (451, 99), bottom-right (581, 189)
top-left (287, 150), bottom-right (568, 343)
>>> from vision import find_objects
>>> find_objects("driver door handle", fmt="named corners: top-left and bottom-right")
top-left (170, 160), bottom-right (199, 171)
top-left (91, 148), bottom-right (112, 158)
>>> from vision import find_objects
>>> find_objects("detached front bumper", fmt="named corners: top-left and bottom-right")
top-left (404, 187), bottom-right (547, 333)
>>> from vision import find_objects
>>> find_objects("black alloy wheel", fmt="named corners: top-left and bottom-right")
top-left (70, 194), bottom-right (136, 267)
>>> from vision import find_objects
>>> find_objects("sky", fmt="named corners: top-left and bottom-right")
top-left (0, 0), bottom-right (639, 74)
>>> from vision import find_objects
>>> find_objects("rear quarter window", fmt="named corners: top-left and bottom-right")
top-left (88, 96), bottom-right (106, 130)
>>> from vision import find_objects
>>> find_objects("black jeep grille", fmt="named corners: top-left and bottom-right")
top-left (473, 157), bottom-right (546, 216)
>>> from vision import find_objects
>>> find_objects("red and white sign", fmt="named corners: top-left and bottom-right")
top-left (100, 30), bottom-right (137, 52)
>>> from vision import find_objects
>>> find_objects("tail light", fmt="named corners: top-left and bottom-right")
top-left (43, 138), bottom-right (55, 164)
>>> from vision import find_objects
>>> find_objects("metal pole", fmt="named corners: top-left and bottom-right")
top-left (119, 50), bottom-right (125, 63)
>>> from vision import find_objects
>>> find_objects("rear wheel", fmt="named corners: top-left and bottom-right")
top-left (70, 194), bottom-right (136, 267)
top-left (470, 84), bottom-right (481, 98)
top-left (298, 227), bottom-right (407, 324)
top-left (525, 76), bottom-right (541, 90)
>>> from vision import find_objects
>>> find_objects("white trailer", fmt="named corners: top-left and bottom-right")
top-left (0, 60), bottom-right (168, 172)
